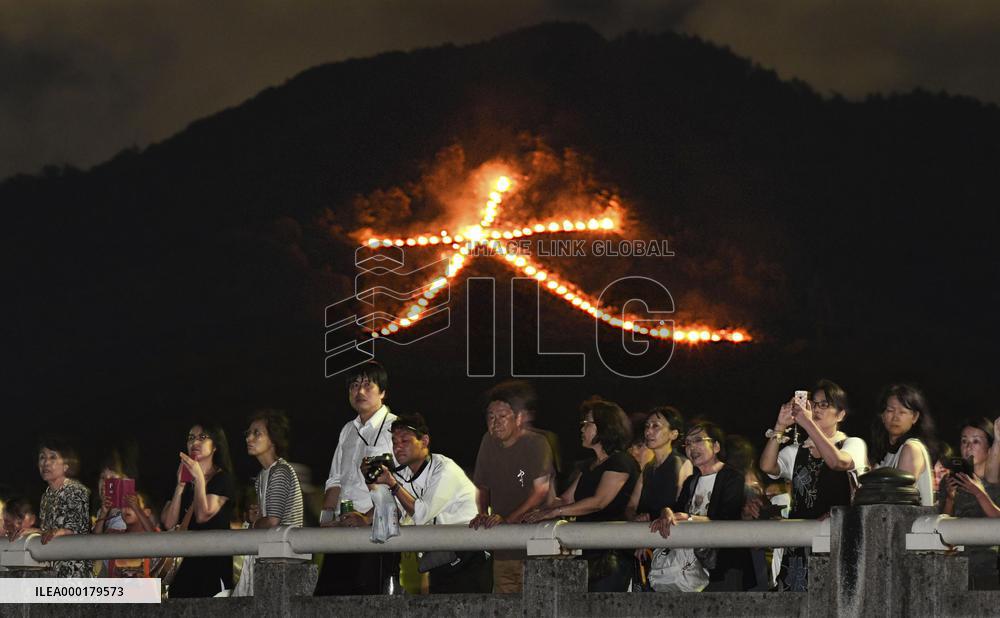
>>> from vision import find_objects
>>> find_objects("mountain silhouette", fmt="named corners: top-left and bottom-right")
top-left (2, 22), bottom-right (996, 498)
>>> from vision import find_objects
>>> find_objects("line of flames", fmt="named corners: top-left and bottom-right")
top-left (360, 176), bottom-right (750, 345)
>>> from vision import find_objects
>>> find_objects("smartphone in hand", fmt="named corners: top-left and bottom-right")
top-left (180, 465), bottom-right (195, 484)
top-left (794, 390), bottom-right (809, 409)
top-left (944, 457), bottom-right (975, 477)
top-left (104, 478), bottom-right (136, 509)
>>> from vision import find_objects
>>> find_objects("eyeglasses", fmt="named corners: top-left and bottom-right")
top-left (580, 420), bottom-right (596, 427)
top-left (882, 407), bottom-right (915, 416)
top-left (810, 400), bottom-right (834, 410)
top-left (187, 433), bottom-right (211, 443)
top-left (683, 437), bottom-right (714, 448)
top-left (349, 378), bottom-right (376, 390)
top-left (244, 429), bottom-right (265, 439)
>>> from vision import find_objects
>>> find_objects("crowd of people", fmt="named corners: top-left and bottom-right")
top-left (3, 361), bottom-right (1000, 596)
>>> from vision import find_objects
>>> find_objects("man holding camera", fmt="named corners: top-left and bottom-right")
top-left (370, 413), bottom-right (491, 593)
top-left (314, 360), bottom-right (398, 596)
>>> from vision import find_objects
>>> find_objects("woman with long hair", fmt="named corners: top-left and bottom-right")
top-left (160, 421), bottom-right (235, 597)
top-left (870, 384), bottom-right (936, 506)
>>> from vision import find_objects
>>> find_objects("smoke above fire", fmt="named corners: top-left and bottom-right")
top-left (350, 140), bottom-right (625, 246)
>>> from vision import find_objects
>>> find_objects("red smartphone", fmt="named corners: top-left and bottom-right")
top-left (104, 478), bottom-right (136, 509)
top-left (180, 466), bottom-right (195, 484)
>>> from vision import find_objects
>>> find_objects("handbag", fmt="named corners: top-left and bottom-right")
top-left (416, 512), bottom-right (461, 573)
top-left (149, 503), bottom-right (194, 590)
top-left (647, 547), bottom-right (709, 592)
top-left (417, 550), bottom-right (460, 573)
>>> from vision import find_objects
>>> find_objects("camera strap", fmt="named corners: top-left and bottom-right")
top-left (355, 409), bottom-right (389, 447)
top-left (402, 455), bottom-right (432, 498)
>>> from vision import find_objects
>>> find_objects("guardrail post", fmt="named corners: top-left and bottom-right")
top-left (523, 556), bottom-right (586, 618)
top-left (253, 557), bottom-right (318, 616)
top-left (829, 504), bottom-right (944, 616)
top-left (521, 520), bottom-right (585, 617)
top-left (258, 526), bottom-right (312, 561)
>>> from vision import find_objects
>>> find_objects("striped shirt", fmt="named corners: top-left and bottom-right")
top-left (254, 458), bottom-right (304, 527)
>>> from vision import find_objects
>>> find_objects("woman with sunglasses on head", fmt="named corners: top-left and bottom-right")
top-left (161, 421), bottom-right (235, 597)
top-left (757, 380), bottom-right (869, 591)
top-left (871, 383), bottom-right (937, 507)
top-left (525, 397), bottom-right (639, 592)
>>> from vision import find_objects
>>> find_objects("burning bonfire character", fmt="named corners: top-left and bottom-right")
top-left (359, 175), bottom-right (750, 345)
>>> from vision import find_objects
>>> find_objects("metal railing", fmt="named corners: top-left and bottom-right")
top-left (907, 515), bottom-right (1000, 550)
top-left (0, 519), bottom-right (831, 567)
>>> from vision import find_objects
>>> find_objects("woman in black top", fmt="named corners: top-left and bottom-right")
top-left (526, 398), bottom-right (639, 591)
top-left (626, 406), bottom-right (692, 521)
top-left (161, 421), bottom-right (236, 598)
top-left (651, 421), bottom-right (756, 591)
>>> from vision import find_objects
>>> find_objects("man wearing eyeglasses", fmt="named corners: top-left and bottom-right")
top-left (314, 360), bottom-right (399, 596)
top-left (469, 380), bottom-right (554, 593)
top-left (367, 413), bottom-right (491, 593)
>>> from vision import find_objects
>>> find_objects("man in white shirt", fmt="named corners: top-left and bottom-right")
top-left (313, 360), bottom-right (398, 596)
top-left (371, 413), bottom-right (491, 593)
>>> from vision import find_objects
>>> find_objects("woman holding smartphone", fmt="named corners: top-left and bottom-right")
top-left (757, 380), bottom-right (868, 591)
top-left (939, 417), bottom-right (1000, 589)
top-left (161, 421), bottom-right (235, 597)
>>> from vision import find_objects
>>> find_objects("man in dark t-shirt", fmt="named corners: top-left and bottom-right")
top-left (469, 380), bottom-right (554, 593)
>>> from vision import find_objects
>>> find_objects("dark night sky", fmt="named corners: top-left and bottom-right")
top-left (3, 3), bottom-right (999, 501)
top-left (3, 0), bottom-right (1000, 180)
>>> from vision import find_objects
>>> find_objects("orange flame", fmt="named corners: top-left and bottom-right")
top-left (361, 175), bottom-right (751, 344)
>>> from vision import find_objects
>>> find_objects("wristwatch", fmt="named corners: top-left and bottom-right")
top-left (765, 428), bottom-right (791, 444)
top-left (389, 482), bottom-right (400, 496)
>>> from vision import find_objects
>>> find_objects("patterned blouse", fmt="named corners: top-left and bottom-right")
top-left (40, 478), bottom-right (93, 578)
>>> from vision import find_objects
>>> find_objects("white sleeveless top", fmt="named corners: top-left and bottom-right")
top-left (877, 438), bottom-right (934, 506)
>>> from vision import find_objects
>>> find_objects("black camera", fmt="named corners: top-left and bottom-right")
top-left (361, 453), bottom-right (394, 483)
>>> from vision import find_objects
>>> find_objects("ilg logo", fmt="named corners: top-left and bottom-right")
top-left (324, 244), bottom-right (451, 377)
top-left (325, 242), bottom-right (677, 379)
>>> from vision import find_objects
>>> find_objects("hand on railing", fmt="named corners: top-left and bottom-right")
top-left (469, 513), bottom-right (504, 529)
top-left (40, 528), bottom-right (73, 544)
top-left (5, 526), bottom-right (40, 543)
top-left (649, 508), bottom-right (687, 538)
top-left (522, 506), bottom-right (562, 523)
